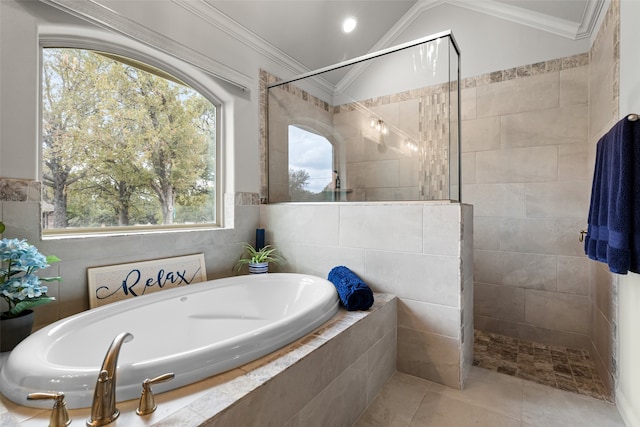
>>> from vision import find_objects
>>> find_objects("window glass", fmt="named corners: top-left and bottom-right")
top-left (288, 125), bottom-right (333, 201)
top-left (42, 48), bottom-right (218, 232)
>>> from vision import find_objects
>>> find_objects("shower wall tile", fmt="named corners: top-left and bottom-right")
top-left (348, 159), bottom-right (400, 189)
top-left (500, 104), bottom-right (588, 148)
top-left (396, 327), bottom-right (461, 389)
top-left (260, 204), bottom-right (340, 246)
top-left (462, 152), bottom-right (476, 184)
top-left (463, 183), bottom-right (526, 218)
top-left (365, 250), bottom-right (460, 307)
top-left (557, 256), bottom-right (589, 296)
top-left (524, 181), bottom-right (590, 218)
top-left (475, 146), bottom-right (558, 183)
top-left (398, 157), bottom-right (420, 187)
top-left (339, 205), bottom-right (422, 252)
top-left (462, 116), bottom-right (500, 152)
top-left (498, 217), bottom-right (585, 256)
top-left (474, 282), bottom-right (525, 322)
top-left (397, 298), bottom-right (460, 338)
top-left (588, 66), bottom-right (615, 138)
top-left (501, 251), bottom-right (557, 291)
top-left (462, 204), bottom-right (474, 280)
top-left (560, 66), bottom-right (589, 106)
top-left (474, 315), bottom-right (591, 349)
top-left (476, 72), bottom-right (559, 118)
top-left (591, 308), bottom-right (614, 390)
top-left (422, 203), bottom-right (461, 256)
top-left (461, 87), bottom-right (476, 120)
top-left (593, 262), bottom-right (616, 322)
top-left (524, 289), bottom-right (590, 335)
top-left (473, 250), bottom-right (501, 285)
top-left (290, 244), bottom-right (365, 279)
top-left (472, 217), bottom-right (501, 250)
top-left (558, 142), bottom-right (589, 181)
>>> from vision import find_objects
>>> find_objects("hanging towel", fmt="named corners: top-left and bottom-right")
top-left (327, 266), bottom-right (374, 311)
top-left (585, 116), bottom-right (640, 274)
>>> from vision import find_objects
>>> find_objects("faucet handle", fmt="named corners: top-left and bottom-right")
top-left (27, 391), bottom-right (72, 427)
top-left (136, 372), bottom-right (175, 416)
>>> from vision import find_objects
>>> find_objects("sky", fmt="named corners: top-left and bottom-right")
top-left (288, 125), bottom-right (333, 193)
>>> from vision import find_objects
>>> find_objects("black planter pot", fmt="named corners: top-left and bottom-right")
top-left (0, 309), bottom-right (34, 352)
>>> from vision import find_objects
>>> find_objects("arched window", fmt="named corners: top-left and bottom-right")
top-left (41, 48), bottom-right (218, 232)
top-left (288, 125), bottom-right (334, 201)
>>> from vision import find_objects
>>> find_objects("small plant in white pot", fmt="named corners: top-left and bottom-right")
top-left (234, 243), bottom-right (285, 274)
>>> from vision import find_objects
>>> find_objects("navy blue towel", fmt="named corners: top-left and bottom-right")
top-left (585, 116), bottom-right (640, 274)
top-left (327, 266), bottom-right (374, 311)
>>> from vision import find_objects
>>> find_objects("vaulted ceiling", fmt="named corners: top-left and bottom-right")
top-left (205, 0), bottom-right (603, 72)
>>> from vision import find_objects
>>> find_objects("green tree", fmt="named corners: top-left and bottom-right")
top-left (42, 49), bottom-right (106, 227)
top-left (42, 49), bottom-right (217, 228)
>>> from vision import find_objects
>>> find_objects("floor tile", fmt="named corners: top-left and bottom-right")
top-left (354, 372), bottom-right (431, 427)
top-left (428, 366), bottom-right (524, 420)
top-left (407, 390), bottom-right (522, 427)
top-left (473, 329), bottom-right (611, 401)
top-left (521, 381), bottom-right (625, 426)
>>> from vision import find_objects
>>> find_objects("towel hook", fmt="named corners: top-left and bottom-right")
top-left (628, 113), bottom-right (639, 121)
top-left (579, 229), bottom-right (587, 242)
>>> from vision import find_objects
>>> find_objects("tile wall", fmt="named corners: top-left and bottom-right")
top-left (260, 201), bottom-right (474, 389)
top-left (462, 52), bottom-right (593, 350)
top-left (587, 0), bottom-right (619, 397)
top-left (263, 71), bottom-right (456, 203)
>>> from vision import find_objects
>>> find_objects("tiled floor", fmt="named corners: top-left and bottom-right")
top-left (473, 330), bottom-right (611, 402)
top-left (354, 367), bottom-right (625, 427)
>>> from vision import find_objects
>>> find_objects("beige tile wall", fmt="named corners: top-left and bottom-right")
top-left (260, 201), bottom-right (474, 389)
top-left (462, 51), bottom-right (593, 350)
top-left (587, 0), bottom-right (620, 398)
top-left (262, 70), bottom-right (457, 203)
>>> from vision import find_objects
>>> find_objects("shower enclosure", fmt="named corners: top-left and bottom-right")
top-left (267, 30), bottom-right (460, 203)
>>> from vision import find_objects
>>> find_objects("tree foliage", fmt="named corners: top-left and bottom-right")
top-left (289, 168), bottom-right (323, 201)
top-left (42, 49), bottom-right (216, 228)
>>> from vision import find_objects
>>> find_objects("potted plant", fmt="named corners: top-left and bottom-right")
top-left (234, 243), bottom-right (285, 274)
top-left (0, 221), bottom-right (61, 351)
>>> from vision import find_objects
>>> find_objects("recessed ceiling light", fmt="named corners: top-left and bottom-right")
top-left (342, 17), bottom-right (357, 34)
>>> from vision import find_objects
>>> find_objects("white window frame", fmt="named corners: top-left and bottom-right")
top-left (39, 29), bottom-right (224, 237)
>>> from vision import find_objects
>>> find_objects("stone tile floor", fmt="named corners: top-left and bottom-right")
top-left (473, 329), bottom-right (611, 402)
top-left (354, 368), bottom-right (625, 427)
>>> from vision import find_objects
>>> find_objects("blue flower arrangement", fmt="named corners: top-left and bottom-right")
top-left (0, 221), bottom-right (61, 319)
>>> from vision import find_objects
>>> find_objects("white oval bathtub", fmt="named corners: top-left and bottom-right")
top-left (0, 273), bottom-right (339, 409)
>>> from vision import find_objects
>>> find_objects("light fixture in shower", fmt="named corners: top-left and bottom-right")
top-left (342, 17), bottom-right (357, 33)
top-left (370, 117), bottom-right (388, 135)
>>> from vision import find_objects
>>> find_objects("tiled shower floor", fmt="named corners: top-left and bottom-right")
top-left (473, 330), bottom-right (611, 402)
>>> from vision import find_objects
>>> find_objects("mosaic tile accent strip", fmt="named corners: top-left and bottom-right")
top-left (0, 178), bottom-right (41, 202)
top-left (234, 192), bottom-right (260, 206)
top-left (473, 330), bottom-right (612, 402)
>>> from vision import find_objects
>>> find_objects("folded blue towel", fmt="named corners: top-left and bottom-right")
top-left (327, 266), bottom-right (374, 311)
top-left (585, 116), bottom-right (640, 274)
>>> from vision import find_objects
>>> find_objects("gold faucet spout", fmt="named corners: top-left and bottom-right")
top-left (86, 332), bottom-right (133, 427)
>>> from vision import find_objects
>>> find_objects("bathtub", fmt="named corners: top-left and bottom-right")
top-left (0, 273), bottom-right (339, 409)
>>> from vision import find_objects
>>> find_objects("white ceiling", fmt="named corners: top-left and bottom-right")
top-left (205, 0), bottom-right (601, 73)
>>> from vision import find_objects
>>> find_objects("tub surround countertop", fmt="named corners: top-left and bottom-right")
top-left (0, 293), bottom-right (395, 426)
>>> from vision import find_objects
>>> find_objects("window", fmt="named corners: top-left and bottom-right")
top-left (41, 48), bottom-right (218, 233)
top-left (288, 125), bottom-right (333, 201)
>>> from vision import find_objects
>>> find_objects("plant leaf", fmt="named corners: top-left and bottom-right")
top-left (10, 297), bottom-right (55, 316)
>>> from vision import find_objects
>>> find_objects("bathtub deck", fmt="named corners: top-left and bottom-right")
top-left (0, 293), bottom-right (397, 426)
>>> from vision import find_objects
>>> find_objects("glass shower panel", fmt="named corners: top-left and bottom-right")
top-left (267, 31), bottom-right (460, 203)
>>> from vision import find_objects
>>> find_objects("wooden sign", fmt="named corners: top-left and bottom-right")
top-left (87, 254), bottom-right (207, 308)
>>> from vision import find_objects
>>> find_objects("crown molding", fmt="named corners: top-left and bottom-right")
top-left (38, 0), bottom-right (253, 91)
top-left (577, 0), bottom-right (606, 40)
top-left (173, 0), bottom-right (336, 97)
top-left (445, 0), bottom-right (603, 40)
